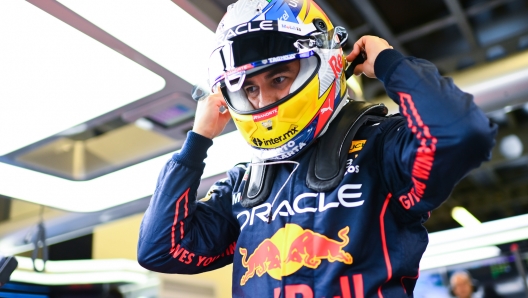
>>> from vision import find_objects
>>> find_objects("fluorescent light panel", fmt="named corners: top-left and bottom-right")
top-left (58, 0), bottom-right (215, 86)
top-left (16, 256), bottom-right (147, 273)
top-left (420, 246), bottom-right (501, 271)
top-left (10, 270), bottom-right (150, 285)
top-left (451, 206), bottom-right (481, 227)
top-left (420, 213), bottom-right (528, 268)
top-left (11, 256), bottom-right (152, 285)
top-left (425, 225), bottom-right (528, 257)
top-left (0, 131), bottom-right (251, 212)
top-left (422, 212), bottom-right (528, 261)
top-left (419, 207), bottom-right (504, 269)
top-left (0, 1), bottom-right (165, 156)
top-left (0, 1), bottom-right (251, 212)
top-left (428, 212), bottom-right (528, 246)
top-left (464, 68), bottom-right (528, 96)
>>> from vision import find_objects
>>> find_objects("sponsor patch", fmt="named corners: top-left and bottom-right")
top-left (349, 140), bottom-right (366, 153)
top-left (236, 184), bottom-right (364, 227)
top-left (281, 23), bottom-right (301, 31)
top-left (252, 125), bottom-right (298, 147)
top-left (268, 54), bottom-right (297, 64)
top-left (253, 107), bottom-right (278, 121)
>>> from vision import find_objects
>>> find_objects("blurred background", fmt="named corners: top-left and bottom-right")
top-left (1, 0), bottom-right (528, 297)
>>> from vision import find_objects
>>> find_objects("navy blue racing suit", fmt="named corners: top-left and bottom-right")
top-left (137, 49), bottom-right (497, 297)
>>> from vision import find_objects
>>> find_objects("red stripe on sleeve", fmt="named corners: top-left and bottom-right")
top-left (397, 92), bottom-right (438, 210)
top-left (170, 188), bottom-right (190, 254)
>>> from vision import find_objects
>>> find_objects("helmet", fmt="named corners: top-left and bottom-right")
top-left (208, 0), bottom-right (349, 161)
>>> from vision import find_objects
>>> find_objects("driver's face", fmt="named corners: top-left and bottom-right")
top-left (242, 60), bottom-right (300, 109)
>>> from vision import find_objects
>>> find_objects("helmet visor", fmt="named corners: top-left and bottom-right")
top-left (231, 31), bottom-right (300, 67)
top-left (221, 54), bottom-right (319, 113)
top-left (209, 30), bottom-right (318, 89)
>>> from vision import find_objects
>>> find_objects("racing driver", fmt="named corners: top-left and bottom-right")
top-left (138, 0), bottom-right (497, 296)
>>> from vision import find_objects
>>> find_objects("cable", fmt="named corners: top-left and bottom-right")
top-left (248, 160), bottom-right (300, 224)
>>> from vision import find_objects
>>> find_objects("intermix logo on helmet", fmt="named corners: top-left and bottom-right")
top-left (209, 0), bottom-right (351, 161)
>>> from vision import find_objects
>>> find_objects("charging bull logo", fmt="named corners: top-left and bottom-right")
top-left (239, 239), bottom-right (282, 285)
top-left (239, 224), bottom-right (353, 285)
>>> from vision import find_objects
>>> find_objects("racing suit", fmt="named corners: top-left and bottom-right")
top-left (137, 49), bottom-right (497, 297)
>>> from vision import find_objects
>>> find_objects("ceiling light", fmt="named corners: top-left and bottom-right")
top-left (57, 0), bottom-right (214, 86)
top-left (503, 105), bottom-right (514, 113)
top-left (0, 1), bottom-right (165, 156)
top-left (10, 270), bottom-right (151, 285)
top-left (499, 134), bottom-right (524, 159)
top-left (426, 225), bottom-right (528, 257)
top-left (16, 257), bottom-right (146, 273)
top-left (451, 206), bottom-right (481, 227)
top-left (424, 213), bottom-right (528, 257)
top-left (463, 68), bottom-right (528, 100)
top-left (0, 0), bottom-right (252, 212)
top-left (0, 131), bottom-right (251, 212)
top-left (10, 256), bottom-right (153, 285)
top-left (420, 246), bottom-right (501, 270)
top-left (433, 207), bottom-right (505, 269)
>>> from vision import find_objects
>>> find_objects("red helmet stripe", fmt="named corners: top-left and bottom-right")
top-left (314, 82), bottom-right (336, 136)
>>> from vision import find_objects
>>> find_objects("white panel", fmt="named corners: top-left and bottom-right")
top-left (0, 0), bottom-right (165, 155)
top-left (58, 0), bottom-right (215, 86)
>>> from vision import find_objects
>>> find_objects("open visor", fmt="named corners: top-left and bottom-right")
top-left (209, 31), bottom-right (310, 88)
top-left (221, 54), bottom-right (320, 113)
top-left (208, 28), bottom-right (341, 90)
top-left (232, 31), bottom-right (302, 67)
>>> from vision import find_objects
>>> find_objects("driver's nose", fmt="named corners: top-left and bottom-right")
top-left (255, 86), bottom-right (288, 109)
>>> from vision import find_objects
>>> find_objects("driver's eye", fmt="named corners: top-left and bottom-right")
top-left (245, 86), bottom-right (258, 94)
top-left (273, 76), bottom-right (286, 84)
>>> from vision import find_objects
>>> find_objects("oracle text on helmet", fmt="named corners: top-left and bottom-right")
top-left (218, 21), bottom-right (274, 42)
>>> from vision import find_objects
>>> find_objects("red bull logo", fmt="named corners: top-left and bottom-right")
top-left (239, 224), bottom-right (353, 285)
top-left (240, 239), bottom-right (282, 285)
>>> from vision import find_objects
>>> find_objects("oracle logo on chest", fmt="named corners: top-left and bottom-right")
top-left (236, 184), bottom-right (364, 230)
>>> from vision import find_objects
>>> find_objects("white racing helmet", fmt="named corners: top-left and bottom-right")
top-left (209, 0), bottom-right (351, 160)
